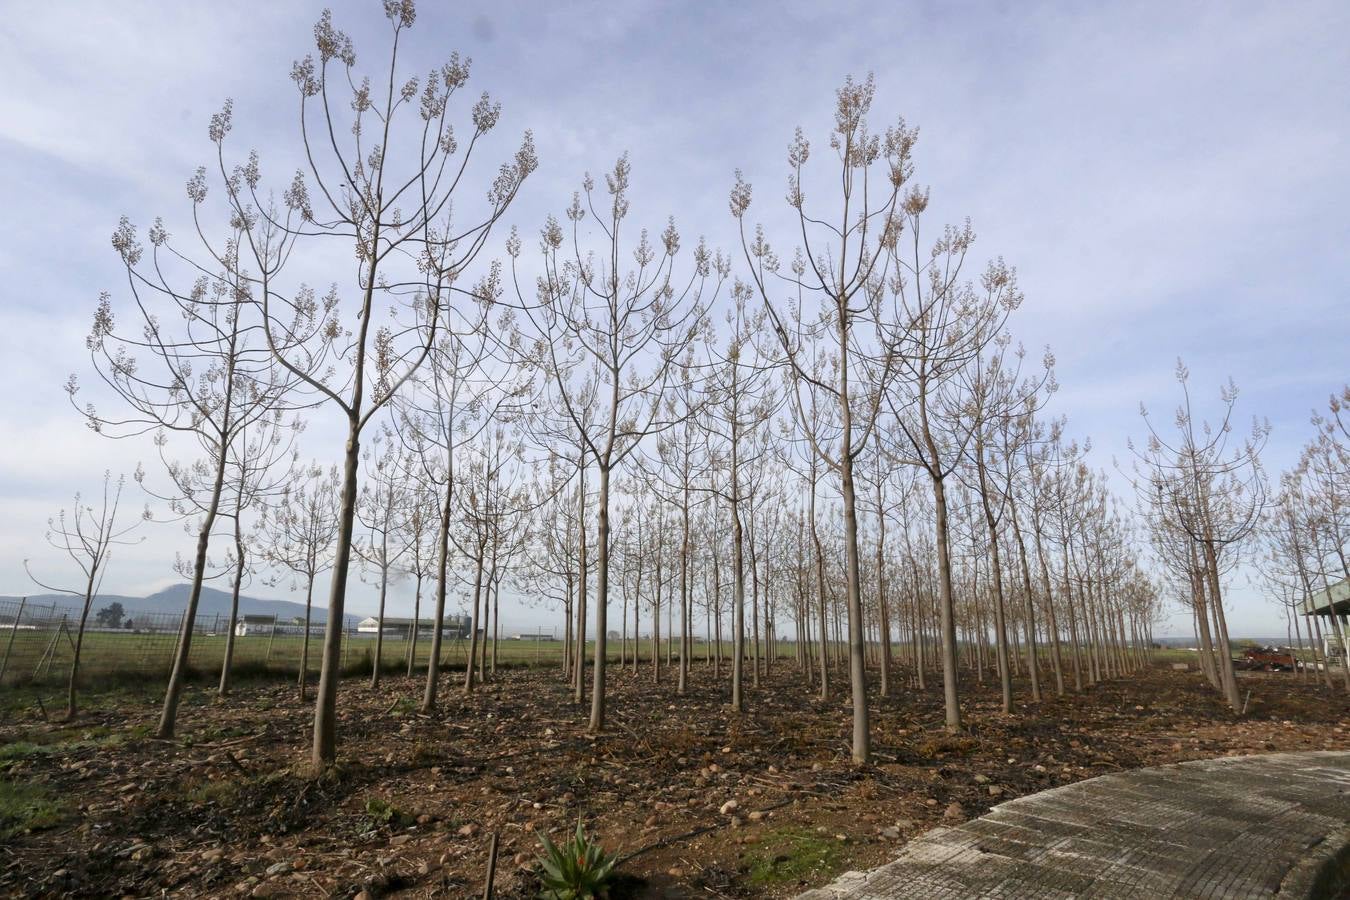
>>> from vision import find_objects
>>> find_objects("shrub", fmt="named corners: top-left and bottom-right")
top-left (536, 819), bottom-right (617, 899)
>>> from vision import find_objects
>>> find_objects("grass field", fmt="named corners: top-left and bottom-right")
top-left (5, 625), bottom-right (1336, 694)
top-left (0, 626), bottom-right (768, 690)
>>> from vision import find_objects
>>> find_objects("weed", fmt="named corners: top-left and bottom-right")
top-left (182, 778), bottom-right (241, 806)
top-left (0, 780), bottom-right (68, 840)
top-left (744, 827), bottom-right (841, 887)
top-left (364, 796), bottom-right (413, 830)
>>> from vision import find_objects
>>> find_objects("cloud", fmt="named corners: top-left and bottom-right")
top-left (1, 0), bottom-right (1346, 637)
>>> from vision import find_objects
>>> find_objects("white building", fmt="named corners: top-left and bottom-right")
top-left (356, 615), bottom-right (471, 639)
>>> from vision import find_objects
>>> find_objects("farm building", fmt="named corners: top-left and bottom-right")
top-left (234, 614), bottom-right (277, 637)
top-left (1301, 577), bottom-right (1350, 664)
top-left (356, 615), bottom-right (471, 639)
top-left (233, 615), bottom-right (325, 637)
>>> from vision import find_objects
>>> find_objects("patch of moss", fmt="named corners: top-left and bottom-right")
top-left (0, 780), bottom-right (68, 840)
top-left (916, 735), bottom-right (979, 757)
top-left (744, 826), bottom-right (842, 886)
top-left (182, 778), bottom-right (241, 806)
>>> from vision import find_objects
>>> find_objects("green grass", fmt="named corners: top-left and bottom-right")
top-left (1, 627), bottom-right (795, 691)
top-left (744, 826), bottom-right (842, 887)
top-left (0, 743), bottom-right (45, 770)
top-left (0, 779), bottom-right (68, 840)
top-left (0, 722), bottom-right (154, 773)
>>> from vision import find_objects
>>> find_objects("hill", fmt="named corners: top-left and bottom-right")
top-left (0, 584), bottom-right (355, 626)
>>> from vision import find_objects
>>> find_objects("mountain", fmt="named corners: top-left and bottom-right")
top-left (0, 584), bottom-right (356, 626)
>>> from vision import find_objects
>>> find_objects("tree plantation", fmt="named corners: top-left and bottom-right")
top-left (3, 3), bottom-right (1349, 898)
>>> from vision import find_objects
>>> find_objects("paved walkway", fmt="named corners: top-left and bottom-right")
top-left (798, 751), bottom-right (1350, 899)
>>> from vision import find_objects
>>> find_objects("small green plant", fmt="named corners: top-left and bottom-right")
top-left (745, 826), bottom-right (841, 886)
top-left (364, 796), bottom-right (413, 830)
top-left (537, 819), bottom-right (618, 899)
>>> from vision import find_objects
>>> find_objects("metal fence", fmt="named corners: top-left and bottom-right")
top-left (0, 597), bottom-right (560, 690)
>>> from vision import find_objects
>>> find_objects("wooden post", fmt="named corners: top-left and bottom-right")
top-left (0, 597), bottom-right (27, 685)
top-left (265, 616), bottom-right (278, 666)
top-left (482, 832), bottom-right (499, 899)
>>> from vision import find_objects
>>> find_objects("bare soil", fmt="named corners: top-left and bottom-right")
top-left (1, 662), bottom-right (1347, 898)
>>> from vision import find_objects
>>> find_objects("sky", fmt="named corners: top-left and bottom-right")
top-left (0, 0), bottom-right (1347, 638)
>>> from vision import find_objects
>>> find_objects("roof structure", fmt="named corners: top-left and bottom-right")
top-left (356, 615), bottom-right (470, 627)
top-left (1301, 577), bottom-right (1350, 616)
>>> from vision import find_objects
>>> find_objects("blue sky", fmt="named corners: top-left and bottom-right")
top-left (1, 1), bottom-right (1347, 636)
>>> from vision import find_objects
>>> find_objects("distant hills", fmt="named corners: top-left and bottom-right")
top-left (0, 583), bottom-right (358, 626)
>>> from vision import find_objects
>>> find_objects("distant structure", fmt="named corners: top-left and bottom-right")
top-left (233, 614), bottom-right (325, 637)
top-left (355, 615), bottom-right (471, 640)
top-left (1301, 577), bottom-right (1349, 663)
top-left (234, 614), bottom-right (276, 637)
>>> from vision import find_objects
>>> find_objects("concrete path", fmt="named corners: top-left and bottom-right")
top-left (798, 751), bottom-right (1350, 899)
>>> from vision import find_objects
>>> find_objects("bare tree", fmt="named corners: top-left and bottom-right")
top-left (701, 283), bottom-right (777, 712)
top-left (880, 200), bottom-right (1020, 732)
top-left (398, 479), bottom-right (440, 679)
top-left (731, 75), bottom-right (914, 762)
top-left (188, 2), bottom-right (536, 766)
top-left (25, 473), bottom-right (144, 718)
top-left (1132, 361), bottom-right (1268, 712)
top-left (355, 426), bottom-right (412, 689)
top-left (260, 464), bottom-right (341, 700)
top-left (218, 410), bottom-right (302, 695)
top-left (510, 154), bottom-right (719, 732)
top-left (645, 353), bottom-right (711, 695)
top-left (401, 302), bottom-right (522, 711)
top-left (75, 189), bottom-right (307, 737)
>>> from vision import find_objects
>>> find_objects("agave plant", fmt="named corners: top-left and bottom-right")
top-left (536, 819), bottom-right (618, 899)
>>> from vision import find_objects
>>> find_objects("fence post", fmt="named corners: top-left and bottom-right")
top-left (265, 615), bottom-right (277, 666)
top-left (0, 597), bottom-right (27, 685)
top-left (175, 610), bottom-right (186, 677)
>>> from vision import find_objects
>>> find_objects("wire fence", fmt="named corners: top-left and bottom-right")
top-left (0, 598), bottom-right (549, 690)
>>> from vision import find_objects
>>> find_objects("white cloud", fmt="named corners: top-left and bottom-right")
top-left (1, 0), bottom-right (1346, 636)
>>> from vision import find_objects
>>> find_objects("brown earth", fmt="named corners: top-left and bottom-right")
top-left (1, 661), bottom-right (1347, 898)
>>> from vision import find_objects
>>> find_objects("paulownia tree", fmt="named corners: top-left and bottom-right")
top-left (194, 2), bottom-right (536, 766)
top-left (25, 472), bottom-right (144, 718)
top-left (731, 75), bottom-right (914, 762)
top-left (355, 426), bottom-right (412, 689)
top-left (218, 409), bottom-right (302, 695)
top-left (701, 281), bottom-right (777, 712)
top-left (510, 154), bottom-right (719, 732)
top-left (75, 197), bottom-right (307, 737)
top-left (1132, 361), bottom-right (1268, 712)
top-left (259, 463), bottom-right (341, 700)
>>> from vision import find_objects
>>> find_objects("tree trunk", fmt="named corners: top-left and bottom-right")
top-left (219, 517), bottom-right (246, 696)
top-left (370, 556), bottom-right (389, 689)
top-left (300, 576), bottom-right (315, 699)
top-left (421, 476), bottom-right (454, 712)
top-left (588, 463), bottom-right (611, 732)
top-left (465, 547), bottom-right (485, 693)
top-left (930, 475), bottom-right (961, 732)
top-left (407, 574), bottom-right (422, 678)
top-left (65, 573), bottom-right (98, 719)
top-left (156, 463), bottom-right (226, 736)
top-left (311, 417), bottom-right (361, 769)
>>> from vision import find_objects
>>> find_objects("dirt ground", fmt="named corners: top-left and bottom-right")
top-left (2, 661), bottom-right (1348, 899)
